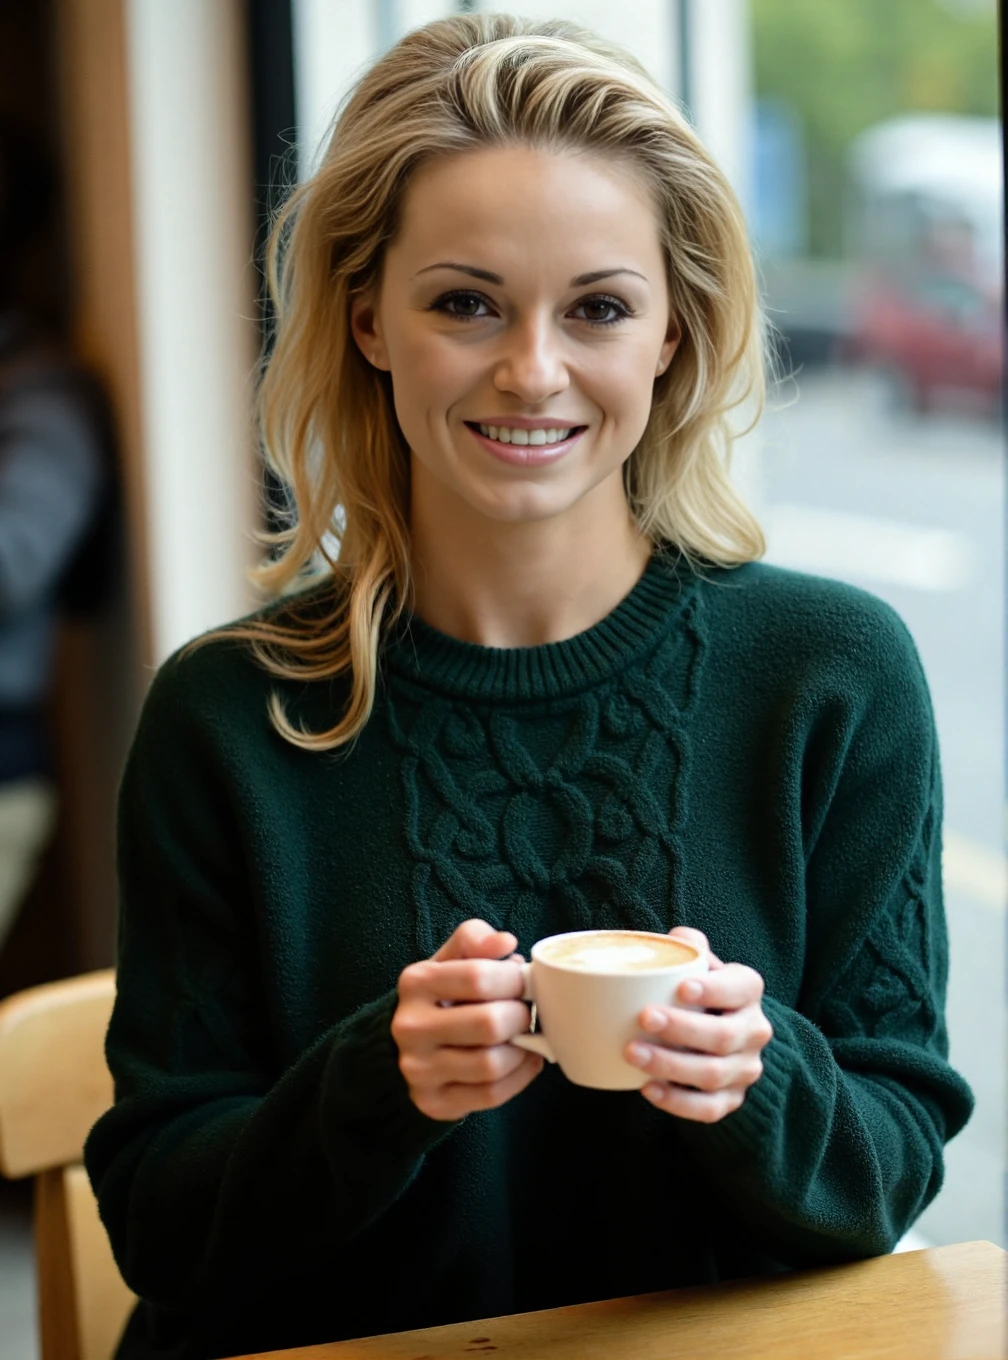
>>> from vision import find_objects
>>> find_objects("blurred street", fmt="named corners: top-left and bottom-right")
top-left (755, 365), bottom-right (1005, 1249)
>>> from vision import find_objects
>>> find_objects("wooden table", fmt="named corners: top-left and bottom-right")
top-left (241, 1240), bottom-right (1005, 1360)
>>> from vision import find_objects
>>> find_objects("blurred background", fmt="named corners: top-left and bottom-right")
top-left (0, 1), bottom-right (1002, 1355)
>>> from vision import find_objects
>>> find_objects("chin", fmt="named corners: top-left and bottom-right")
top-left (462, 483), bottom-right (585, 525)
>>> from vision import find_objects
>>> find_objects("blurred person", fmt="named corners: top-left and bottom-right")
top-left (84, 16), bottom-right (973, 1360)
top-left (0, 121), bottom-right (110, 957)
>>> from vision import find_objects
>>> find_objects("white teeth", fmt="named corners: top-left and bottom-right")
top-left (477, 424), bottom-right (573, 444)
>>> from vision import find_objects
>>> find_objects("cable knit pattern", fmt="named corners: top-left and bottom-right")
top-left (818, 793), bottom-right (940, 1047)
top-left (385, 588), bottom-right (705, 956)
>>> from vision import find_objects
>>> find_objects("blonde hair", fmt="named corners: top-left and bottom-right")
top-left (217, 12), bottom-right (767, 751)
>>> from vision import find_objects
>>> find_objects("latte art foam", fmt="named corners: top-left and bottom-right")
top-left (539, 931), bottom-right (696, 972)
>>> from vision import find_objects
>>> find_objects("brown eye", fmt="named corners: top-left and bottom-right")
top-left (431, 290), bottom-right (491, 320)
top-left (574, 295), bottom-right (632, 327)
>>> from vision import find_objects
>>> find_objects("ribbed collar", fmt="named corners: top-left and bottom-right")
top-left (382, 549), bottom-right (698, 703)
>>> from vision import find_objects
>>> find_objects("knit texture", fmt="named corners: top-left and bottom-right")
top-left (386, 577), bottom-right (704, 956)
top-left (85, 552), bottom-right (974, 1360)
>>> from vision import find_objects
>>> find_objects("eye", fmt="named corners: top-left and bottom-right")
top-left (571, 294), bottom-right (634, 327)
top-left (431, 290), bottom-right (492, 321)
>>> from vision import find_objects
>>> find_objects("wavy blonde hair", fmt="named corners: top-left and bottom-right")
top-left (217, 12), bottom-right (767, 751)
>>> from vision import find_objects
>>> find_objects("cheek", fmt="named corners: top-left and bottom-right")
top-left (589, 353), bottom-right (658, 436)
top-left (391, 334), bottom-right (471, 429)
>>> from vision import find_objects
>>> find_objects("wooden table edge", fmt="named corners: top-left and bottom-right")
top-left (232, 1240), bottom-right (1007, 1360)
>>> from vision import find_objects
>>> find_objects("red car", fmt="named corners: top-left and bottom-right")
top-left (849, 269), bottom-right (1003, 416)
top-left (844, 117), bottom-right (1003, 416)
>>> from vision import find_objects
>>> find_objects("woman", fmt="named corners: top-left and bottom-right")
top-left (85, 15), bottom-right (973, 1360)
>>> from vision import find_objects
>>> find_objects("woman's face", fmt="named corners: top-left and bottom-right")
top-left (350, 144), bottom-right (680, 529)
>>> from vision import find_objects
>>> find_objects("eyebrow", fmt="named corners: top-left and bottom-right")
top-left (413, 262), bottom-right (649, 287)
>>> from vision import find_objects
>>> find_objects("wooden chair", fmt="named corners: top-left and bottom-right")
top-left (0, 970), bottom-right (136, 1360)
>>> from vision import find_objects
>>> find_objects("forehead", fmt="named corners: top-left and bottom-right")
top-left (389, 144), bottom-right (663, 275)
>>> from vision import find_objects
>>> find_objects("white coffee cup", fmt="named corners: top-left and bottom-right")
top-left (509, 928), bottom-right (709, 1090)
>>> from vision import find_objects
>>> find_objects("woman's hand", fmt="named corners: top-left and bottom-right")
top-left (392, 919), bottom-right (544, 1121)
top-left (625, 926), bottom-right (773, 1123)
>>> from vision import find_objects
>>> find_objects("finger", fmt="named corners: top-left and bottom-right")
top-left (431, 920), bottom-right (518, 963)
top-left (399, 1041), bottom-right (529, 1089)
top-left (640, 1081), bottom-right (747, 1124)
top-left (447, 1050), bottom-right (545, 1113)
top-left (636, 1002), bottom-right (773, 1056)
top-left (425, 998), bottom-right (534, 1047)
top-left (394, 998), bottom-right (532, 1051)
top-left (626, 1041), bottom-right (764, 1092)
top-left (415, 1052), bottom-right (545, 1121)
top-left (673, 963), bottom-right (764, 1011)
top-left (399, 957), bottom-right (527, 1004)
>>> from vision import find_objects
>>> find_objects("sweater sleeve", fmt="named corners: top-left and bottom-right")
top-left (676, 596), bottom-right (974, 1266)
top-left (83, 653), bottom-right (459, 1317)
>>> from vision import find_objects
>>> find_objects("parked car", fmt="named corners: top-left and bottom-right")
top-left (849, 270), bottom-right (1002, 414)
top-left (845, 115), bottom-right (1003, 416)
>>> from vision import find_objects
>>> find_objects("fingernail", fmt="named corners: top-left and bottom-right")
top-left (643, 1083), bottom-right (664, 1100)
top-left (678, 980), bottom-right (702, 1002)
top-left (627, 1043), bottom-right (651, 1065)
top-left (641, 1008), bottom-right (665, 1033)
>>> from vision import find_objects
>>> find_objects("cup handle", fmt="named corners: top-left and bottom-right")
top-left (509, 961), bottom-right (557, 1063)
top-left (512, 1032), bottom-right (557, 1062)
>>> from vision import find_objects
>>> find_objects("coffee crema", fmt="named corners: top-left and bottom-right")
top-left (537, 931), bottom-right (696, 972)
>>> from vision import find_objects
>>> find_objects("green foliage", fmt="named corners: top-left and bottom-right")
top-left (751, 0), bottom-right (1000, 255)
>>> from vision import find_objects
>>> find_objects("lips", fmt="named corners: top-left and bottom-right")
top-left (464, 422), bottom-right (588, 467)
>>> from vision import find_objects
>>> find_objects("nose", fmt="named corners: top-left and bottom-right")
top-left (492, 314), bottom-right (570, 405)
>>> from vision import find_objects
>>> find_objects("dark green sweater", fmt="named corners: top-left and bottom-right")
top-left (85, 552), bottom-right (973, 1360)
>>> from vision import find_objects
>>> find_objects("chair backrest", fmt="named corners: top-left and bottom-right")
top-left (0, 970), bottom-right (136, 1360)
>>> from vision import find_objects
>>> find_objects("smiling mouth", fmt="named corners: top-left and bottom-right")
top-left (463, 422), bottom-right (589, 446)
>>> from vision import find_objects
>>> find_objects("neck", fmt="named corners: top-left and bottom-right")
top-left (407, 470), bottom-right (653, 649)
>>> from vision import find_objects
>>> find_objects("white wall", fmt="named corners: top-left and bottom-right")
top-left (292, 0), bottom-right (375, 180)
top-left (398, 0), bottom-right (458, 40)
top-left (684, 0), bottom-right (753, 212)
top-left (125, 0), bottom-right (260, 662)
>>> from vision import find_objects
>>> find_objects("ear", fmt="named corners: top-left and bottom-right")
top-left (656, 316), bottom-right (682, 376)
top-left (349, 292), bottom-right (388, 370)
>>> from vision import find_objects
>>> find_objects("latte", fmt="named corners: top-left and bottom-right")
top-left (538, 930), bottom-right (696, 973)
